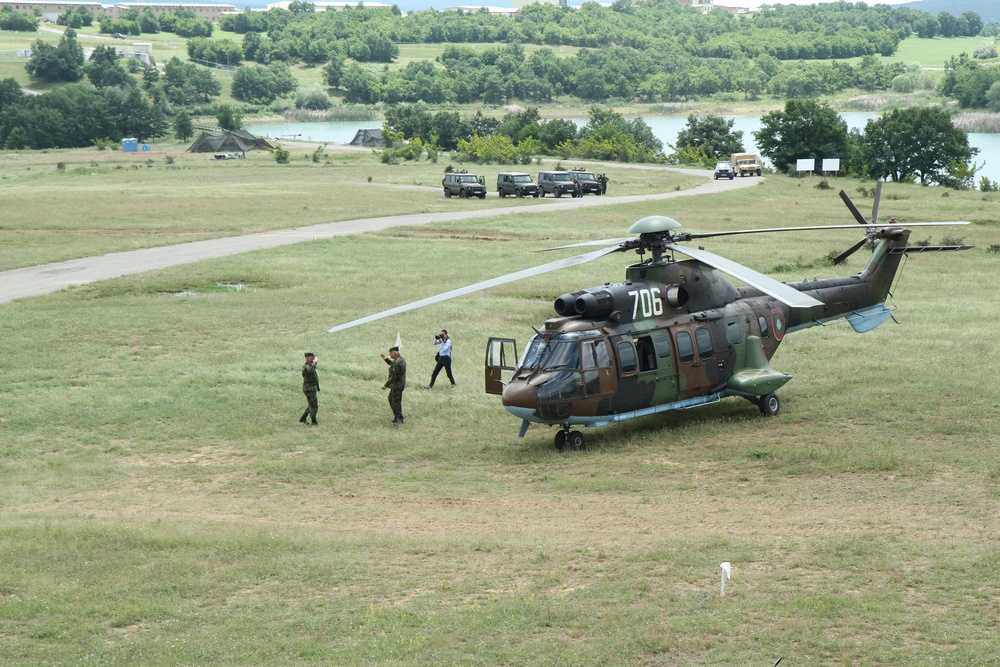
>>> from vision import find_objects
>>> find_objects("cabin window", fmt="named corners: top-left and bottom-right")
top-left (652, 333), bottom-right (671, 359)
top-left (617, 341), bottom-right (637, 375)
top-left (635, 336), bottom-right (657, 373)
top-left (696, 327), bottom-right (714, 360)
top-left (726, 322), bottom-right (743, 345)
top-left (758, 316), bottom-right (770, 338)
top-left (676, 331), bottom-right (694, 363)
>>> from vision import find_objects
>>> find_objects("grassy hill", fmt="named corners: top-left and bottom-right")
top-left (1, 145), bottom-right (999, 664)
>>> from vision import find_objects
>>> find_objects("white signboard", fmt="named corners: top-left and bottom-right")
top-left (796, 158), bottom-right (814, 173)
top-left (822, 158), bottom-right (841, 173)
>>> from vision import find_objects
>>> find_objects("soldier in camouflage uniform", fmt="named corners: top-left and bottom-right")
top-left (380, 346), bottom-right (407, 424)
top-left (299, 352), bottom-right (320, 426)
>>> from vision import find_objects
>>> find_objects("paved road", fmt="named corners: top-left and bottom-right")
top-left (0, 169), bottom-right (761, 304)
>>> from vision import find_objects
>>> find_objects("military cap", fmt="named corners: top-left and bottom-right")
top-left (304, 351), bottom-right (316, 357)
top-left (389, 346), bottom-right (399, 352)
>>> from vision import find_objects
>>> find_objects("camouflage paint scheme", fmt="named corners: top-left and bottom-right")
top-left (489, 227), bottom-right (913, 442)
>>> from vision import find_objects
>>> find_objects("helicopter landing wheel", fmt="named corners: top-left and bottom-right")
top-left (567, 430), bottom-right (585, 450)
top-left (759, 392), bottom-right (780, 417)
top-left (554, 430), bottom-right (567, 450)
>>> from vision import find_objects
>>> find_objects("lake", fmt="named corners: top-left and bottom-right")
top-left (247, 112), bottom-right (1000, 186)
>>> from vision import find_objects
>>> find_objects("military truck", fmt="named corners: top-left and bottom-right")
top-left (730, 153), bottom-right (762, 177)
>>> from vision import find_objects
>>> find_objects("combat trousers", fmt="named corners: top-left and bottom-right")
top-left (388, 388), bottom-right (404, 422)
top-left (304, 389), bottom-right (318, 420)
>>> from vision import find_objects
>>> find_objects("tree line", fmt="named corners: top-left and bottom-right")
top-left (672, 101), bottom-right (981, 189)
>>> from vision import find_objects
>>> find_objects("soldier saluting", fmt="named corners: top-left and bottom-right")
top-left (299, 352), bottom-right (319, 426)
top-left (380, 346), bottom-right (407, 424)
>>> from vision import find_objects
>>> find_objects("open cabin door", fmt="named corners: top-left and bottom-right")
top-left (485, 337), bottom-right (519, 395)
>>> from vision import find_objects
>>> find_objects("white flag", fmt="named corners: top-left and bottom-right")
top-left (395, 331), bottom-right (402, 350)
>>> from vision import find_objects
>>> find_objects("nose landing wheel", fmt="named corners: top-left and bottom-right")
top-left (554, 427), bottom-right (585, 450)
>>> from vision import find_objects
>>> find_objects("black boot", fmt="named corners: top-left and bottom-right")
top-left (310, 415), bottom-right (318, 426)
top-left (299, 410), bottom-right (309, 424)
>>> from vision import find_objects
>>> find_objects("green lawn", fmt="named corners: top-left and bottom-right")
top-left (0, 146), bottom-right (702, 271)
top-left (1, 148), bottom-right (1000, 664)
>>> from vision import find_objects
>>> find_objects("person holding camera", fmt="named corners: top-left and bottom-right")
top-left (428, 329), bottom-right (455, 388)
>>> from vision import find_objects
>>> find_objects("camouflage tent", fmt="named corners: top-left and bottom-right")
top-left (186, 129), bottom-right (273, 154)
top-left (349, 128), bottom-right (384, 147)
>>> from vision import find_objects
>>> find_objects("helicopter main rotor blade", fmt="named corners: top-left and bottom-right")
top-left (327, 246), bottom-right (622, 334)
top-left (666, 244), bottom-right (823, 309)
top-left (840, 189), bottom-right (869, 226)
top-left (832, 237), bottom-right (868, 265)
top-left (685, 221), bottom-right (969, 240)
top-left (548, 222), bottom-right (971, 247)
top-left (541, 237), bottom-right (635, 251)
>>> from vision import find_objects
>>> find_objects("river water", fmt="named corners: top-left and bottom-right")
top-left (247, 111), bottom-right (1000, 186)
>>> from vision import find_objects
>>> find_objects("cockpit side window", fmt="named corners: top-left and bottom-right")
top-left (582, 339), bottom-right (611, 369)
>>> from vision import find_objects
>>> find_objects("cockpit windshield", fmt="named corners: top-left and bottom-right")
top-left (519, 332), bottom-right (600, 371)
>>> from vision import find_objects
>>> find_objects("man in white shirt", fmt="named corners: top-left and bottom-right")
top-left (429, 329), bottom-right (456, 388)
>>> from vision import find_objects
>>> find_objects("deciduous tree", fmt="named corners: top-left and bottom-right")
top-left (754, 99), bottom-right (847, 174)
top-left (860, 107), bottom-right (977, 187)
top-left (673, 114), bottom-right (744, 160)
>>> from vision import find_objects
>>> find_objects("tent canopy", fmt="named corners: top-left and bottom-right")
top-left (187, 129), bottom-right (273, 153)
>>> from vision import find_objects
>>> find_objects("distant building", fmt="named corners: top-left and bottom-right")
top-left (108, 3), bottom-right (236, 20)
top-left (0, 1), bottom-right (102, 22)
top-left (0, 1), bottom-right (236, 21)
top-left (265, 1), bottom-right (391, 10)
top-left (439, 5), bottom-right (517, 15)
top-left (512, 0), bottom-right (566, 8)
top-left (676, 0), bottom-right (712, 13)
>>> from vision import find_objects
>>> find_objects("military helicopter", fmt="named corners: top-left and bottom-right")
top-left (328, 185), bottom-right (970, 449)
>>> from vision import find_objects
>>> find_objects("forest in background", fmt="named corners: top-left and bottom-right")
top-left (1, 0), bottom-right (999, 153)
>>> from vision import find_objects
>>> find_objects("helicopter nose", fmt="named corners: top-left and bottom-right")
top-left (502, 381), bottom-right (537, 409)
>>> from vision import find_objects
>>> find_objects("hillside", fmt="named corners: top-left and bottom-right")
top-left (899, 0), bottom-right (999, 23)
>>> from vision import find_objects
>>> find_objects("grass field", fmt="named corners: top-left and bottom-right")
top-left (0, 145), bottom-right (701, 271)
top-left (2, 147), bottom-right (1000, 665)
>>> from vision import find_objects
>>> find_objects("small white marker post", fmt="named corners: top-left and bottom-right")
top-left (720, 562), bottom-right (731, 597)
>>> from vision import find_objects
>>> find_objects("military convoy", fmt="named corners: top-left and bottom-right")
top-left (444, 168), bottom-right (610, 200)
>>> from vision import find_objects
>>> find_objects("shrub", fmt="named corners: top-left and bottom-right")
top-left (295, 85), bottom-right (331, 111)
top-left (973, 42), bottom-right (998, 59)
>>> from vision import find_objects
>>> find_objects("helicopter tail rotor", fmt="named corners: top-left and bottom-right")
top-left (834, 182), bottom-right (883, 265)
